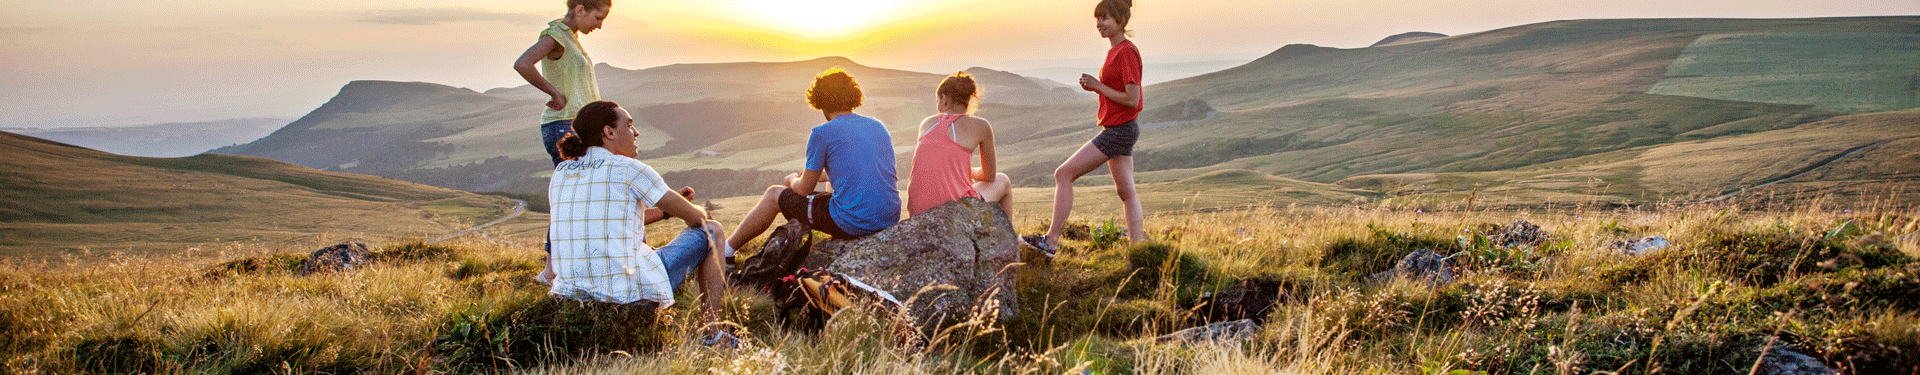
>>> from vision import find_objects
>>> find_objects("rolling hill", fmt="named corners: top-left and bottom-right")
top-left (0, 130), bottom-right (521, 258)
top-left (219, 16), bottom-right (1920, 207)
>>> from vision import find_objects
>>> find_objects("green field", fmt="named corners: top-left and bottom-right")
top-left (1650, 32), bottom-right (1920, 113)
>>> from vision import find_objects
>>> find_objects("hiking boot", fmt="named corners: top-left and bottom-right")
top-left (1021, 234), bottom-right (1057, 257)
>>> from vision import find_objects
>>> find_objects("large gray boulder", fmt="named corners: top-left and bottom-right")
top-left (809, 197), bottom-right (1020, 331)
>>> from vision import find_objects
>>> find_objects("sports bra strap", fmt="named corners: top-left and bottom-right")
top-left (924, 113), bottom-right (965, 144)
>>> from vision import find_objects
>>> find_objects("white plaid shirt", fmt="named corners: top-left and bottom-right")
top-left (547, 147), bottom-right (678, 306)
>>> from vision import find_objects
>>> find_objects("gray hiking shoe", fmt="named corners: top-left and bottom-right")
top-left (1021, 234), bottom-right (1057, 257)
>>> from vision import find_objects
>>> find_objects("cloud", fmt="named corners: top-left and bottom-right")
top-left (355, 8), bottom-right (546, 26)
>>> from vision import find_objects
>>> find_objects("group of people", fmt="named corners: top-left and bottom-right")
top-left (512, 0), bottom-right (1148, 344)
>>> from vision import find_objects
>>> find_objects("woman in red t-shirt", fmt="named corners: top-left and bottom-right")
top-left (1024, 0), bottom-right (1145, 254)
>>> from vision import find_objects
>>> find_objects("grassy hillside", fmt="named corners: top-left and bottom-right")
top-left (1648, 31), bottom-right (1920, 113)
top-left (644, 17), bottom-right (1918, 209)
top-left (4, 200), bottom-right (1915, 373)
top-left (0, 131), bottom-right (518, 259)
top-left (216, 17), bottom-right (1919, 209)
top-left (1335, 112), bottom-right (1920, 207)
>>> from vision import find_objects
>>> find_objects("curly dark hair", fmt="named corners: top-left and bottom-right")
top-left (807, 68), bottom-right (863, 113)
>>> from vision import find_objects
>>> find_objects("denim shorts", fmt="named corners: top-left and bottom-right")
top-left (655, 227), bottom-right (713, 289)
top-left (1092, 120), bottom-right (1139, 158)
top-left (541, 120), bottom-right (575, 166)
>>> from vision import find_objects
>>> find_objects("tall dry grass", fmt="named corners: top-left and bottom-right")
top-left (2, 200), bottom-right (1917, 374)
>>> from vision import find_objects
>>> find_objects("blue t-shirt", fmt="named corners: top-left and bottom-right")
top-left (805, 113), bottom-right (900, 236)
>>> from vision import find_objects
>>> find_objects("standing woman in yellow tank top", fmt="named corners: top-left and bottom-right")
top-left (513, 0), bottom-right (611, 283)
top-left (515, 0), bottom-right (610, 167)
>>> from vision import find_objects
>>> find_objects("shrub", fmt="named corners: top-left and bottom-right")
top-left (1320, 225), bottom-right (1456, 280)
top-left (1116, 243), bottom-right (1212, 301)
top-left (434, 295), bottom-right (669, 372)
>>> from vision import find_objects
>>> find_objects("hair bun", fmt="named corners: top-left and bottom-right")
top-left (556, 132), bottom-right (590, 161)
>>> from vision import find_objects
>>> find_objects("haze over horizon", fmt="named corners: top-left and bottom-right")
top-left (2, 0), bottom-right (1915, 129)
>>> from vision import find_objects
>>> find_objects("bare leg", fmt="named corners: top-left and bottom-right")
top-left (728, 185), bottom-right (786, 251)
top-left (1109, 155), bottom-right (1146, 243)
top-left (973, 173), bottom-right (1014, 219)
top-left (698, 220), bottom-right (730, 324)
top-left (1046, 142), bottom-right (1114, 248)
top-left (537, 257), bottom-right (555, 284)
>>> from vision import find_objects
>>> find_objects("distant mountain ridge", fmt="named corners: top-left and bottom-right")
top-left (216, 56), bottom-right (1090, 194)
top-left (218, 16), bottom-right (1920, 206)
top-left (4, 117), bottom-right (288, 157)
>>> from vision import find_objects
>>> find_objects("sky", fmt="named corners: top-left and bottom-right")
top-left (1, 0), bottom-right (1916, 129)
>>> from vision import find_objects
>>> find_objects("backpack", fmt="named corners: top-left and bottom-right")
top-left (731, 220), bottom-right (813, 291)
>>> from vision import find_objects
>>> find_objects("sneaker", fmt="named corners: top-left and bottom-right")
top-left (701, 329), bottom-right (740, 349)
top-left (1020, 234), bottom-right (1057, 257)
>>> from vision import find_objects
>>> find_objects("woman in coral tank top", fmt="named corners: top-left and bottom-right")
top-left (907, 72), bottom-right (1013, 217)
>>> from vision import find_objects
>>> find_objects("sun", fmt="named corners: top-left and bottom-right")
top-left (727, 0), bottom-right (912, 38)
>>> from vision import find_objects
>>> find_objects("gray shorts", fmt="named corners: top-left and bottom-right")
top-left (1093, 120), bottom-right (1139, 158)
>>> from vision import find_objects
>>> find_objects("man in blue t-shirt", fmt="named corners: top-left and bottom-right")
top-left (727, 68), bottom-right (901, 250)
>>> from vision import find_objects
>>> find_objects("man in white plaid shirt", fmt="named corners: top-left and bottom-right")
top-left (545, 101), bottom-right (737, 346)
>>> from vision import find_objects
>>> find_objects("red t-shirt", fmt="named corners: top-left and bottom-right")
top-left (1096, 39), bottom-right (1143, 127)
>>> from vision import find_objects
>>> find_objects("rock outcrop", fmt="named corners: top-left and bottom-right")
top-left (1153, 319), bottom-right (1260, 346)
top-left (809, 197), bottom-right (1020, 331)
top-left (299, 242), bottom-right (371, 275)
top-left (1490, 220), bottom-right (1549, 248)
top-left (1367, 249), bottom-right (1455, 286)
top-left (1756, 347), bottom-right (1841, 375)
top-left (1607, 235), bottom-right (1672, 255)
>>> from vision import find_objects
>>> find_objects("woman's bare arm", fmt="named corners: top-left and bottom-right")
top-left (513, 35), bottom-right (568, 110)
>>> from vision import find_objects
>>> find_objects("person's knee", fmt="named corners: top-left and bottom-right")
top-left (763, 185), bottom-right (787, 201)
top-left (1052, 166), bottom-right (1076, 183)
top-left (994, 173), bottom-right (1010, 183)
top-left (1115, 185), bottom-right (1137, 201)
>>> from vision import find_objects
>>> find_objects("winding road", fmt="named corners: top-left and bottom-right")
top-left (428, 199), bottom-right (526, 244)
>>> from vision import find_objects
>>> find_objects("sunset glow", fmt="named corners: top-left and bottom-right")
top-left (725, 0), bottom-right (914, 38)
top-left (3, 0), bottom-right (1917, 128)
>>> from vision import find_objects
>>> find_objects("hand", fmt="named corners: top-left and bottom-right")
top-left (1079, 74), bottom-right (1099, 91)
top-left (546, 94), bottom-right (567, 110)
top-left (678, 186), bottom-right (696, 200)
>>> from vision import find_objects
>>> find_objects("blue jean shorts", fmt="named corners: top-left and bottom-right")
top-left (541, 120), bottom-right (575, 166)
top-left (655, 227), bottom-right (713, 288)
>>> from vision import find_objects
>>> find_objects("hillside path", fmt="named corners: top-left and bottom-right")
top-left (1697, 142), bottom-right (1882, 203)
top-left (429, 199), bottom-right (525, 243)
